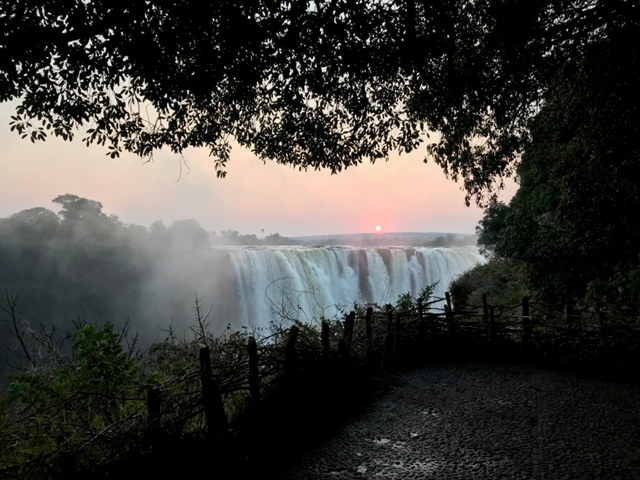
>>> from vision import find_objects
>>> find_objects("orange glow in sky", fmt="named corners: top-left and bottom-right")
top-left (0, 103), bottom-right (518, 236)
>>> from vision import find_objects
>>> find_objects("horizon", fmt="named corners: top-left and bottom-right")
top-left (289, 230), bottom-right (478, 238)
top-left (0, 102), bottom-right (517, 237)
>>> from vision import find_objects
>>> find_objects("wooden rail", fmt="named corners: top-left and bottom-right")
top-left (7, 291), bottom-right (638, 463)
top-left (136, 292), bottom-right (640, 434)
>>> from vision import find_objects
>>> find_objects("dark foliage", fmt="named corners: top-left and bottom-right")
top-left (3, 1), bottom-right (638, 203)
top-left (475, 199), bottom-right (508, 257)
top-left (472, 25), bottom-right (640, 313)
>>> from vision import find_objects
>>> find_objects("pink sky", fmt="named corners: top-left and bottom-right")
top-left (0, 103), bottom-right (517, 237)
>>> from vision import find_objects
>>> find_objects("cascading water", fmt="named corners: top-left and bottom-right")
top-left (225, 246), bottom-right (484, 328)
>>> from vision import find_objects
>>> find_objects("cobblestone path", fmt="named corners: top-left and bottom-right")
top-left (283, 363), bottom-right (640, 480)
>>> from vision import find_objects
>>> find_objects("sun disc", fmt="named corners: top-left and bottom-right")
top-left (375, 225), bottom-right (382, 232)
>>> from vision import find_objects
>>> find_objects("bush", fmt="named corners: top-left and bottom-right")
top-left (449, 258), bottom-right (531, 309)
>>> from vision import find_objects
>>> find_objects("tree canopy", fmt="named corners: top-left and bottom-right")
top-left (3, 0), bottom-right (638, 203)
top-left (475, 26), bottom-right (640, 311)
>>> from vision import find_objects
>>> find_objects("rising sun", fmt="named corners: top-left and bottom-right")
top-left (374, 225), bottom-right (382, 233)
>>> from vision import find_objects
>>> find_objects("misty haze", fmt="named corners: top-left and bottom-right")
top-left (0, 194), bottom-right (483, 366)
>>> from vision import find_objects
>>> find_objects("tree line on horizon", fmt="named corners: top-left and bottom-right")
top-left (0, 194), bottom-right (297, 248)
top-left (297, 233), bottom-right (476, 247)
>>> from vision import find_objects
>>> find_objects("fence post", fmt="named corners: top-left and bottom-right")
top-left (199, 346), bottom-right (229, 439)
top-left (522, 296), bottom-right (532, 346)
top-left (383, 305), bottom-right (395, 370)
top-left (365, 307), bottom-right (373, 363)
top-left (248, 336), bottom-right (260, 408)
top-left (482, 293), bottom-right (489, 334)
top-left (321, 320), bottom-right (330, 361)
top-left (394, 309), bottom-right (401, 369)
top-left (284, 325), bottom-right (300, 377)
top-left (417, 297), bottom-right (426, 344)
top-left (489, 306), bottom-right (497, 340)
top-left (445, 304), bottom-right (457, 341)
top-left (345, 311), bottom-right (355, 355)
top-left (445, 291), bottom-right (453, 312)
top-left (445, 292), bottom-right (456, 341)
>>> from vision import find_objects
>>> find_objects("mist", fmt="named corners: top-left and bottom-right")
top-left (0, 195), bottom-right (242, 368)
top-left (0, 193), bottom-right (484, 370)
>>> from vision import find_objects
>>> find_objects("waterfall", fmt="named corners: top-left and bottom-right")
top-left (224, 246), bottom-right (484, 328)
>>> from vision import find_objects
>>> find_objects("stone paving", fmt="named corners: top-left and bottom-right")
top-left (283, 363), bottom-right (640, 479)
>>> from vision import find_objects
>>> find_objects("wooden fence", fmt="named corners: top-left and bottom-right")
top-left (139, 292), bottom-right (640, 439)
top-left (3, 291), bottom-right (640, 478)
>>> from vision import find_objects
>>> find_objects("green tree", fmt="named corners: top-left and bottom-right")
top-left (64, 323), bottom-right (138, 407)
top-left (5, 321), bottom-right (142, 476)
top-left (264, 232), bottom-right (295, 246)
top-left (149, 219), bottom-right (168, 241)
top-left (52, 194), bottom-right (105, 222)
top-left (475, 200), bottom-right (508, 257)
top-left (449, 258), bottom-right (530, 310)
top-left (486, 25), bottom-right (640, 309)
top-left (0, 207), bottom-right (59, 242)
top-left (167, 219), bottom-right (210, 249)
top-left (52, 194), bottom-right (121, 242)
top-left (3, 1), bottom-right (637, 203)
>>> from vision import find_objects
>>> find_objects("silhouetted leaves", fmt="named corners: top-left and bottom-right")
top-left (474, 26), bottom-right (640, 312)
top-left (3, 1), bottom-right (638, 203)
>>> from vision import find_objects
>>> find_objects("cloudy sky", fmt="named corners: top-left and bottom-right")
top-left (0, 102), bottom-right (516, 237)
